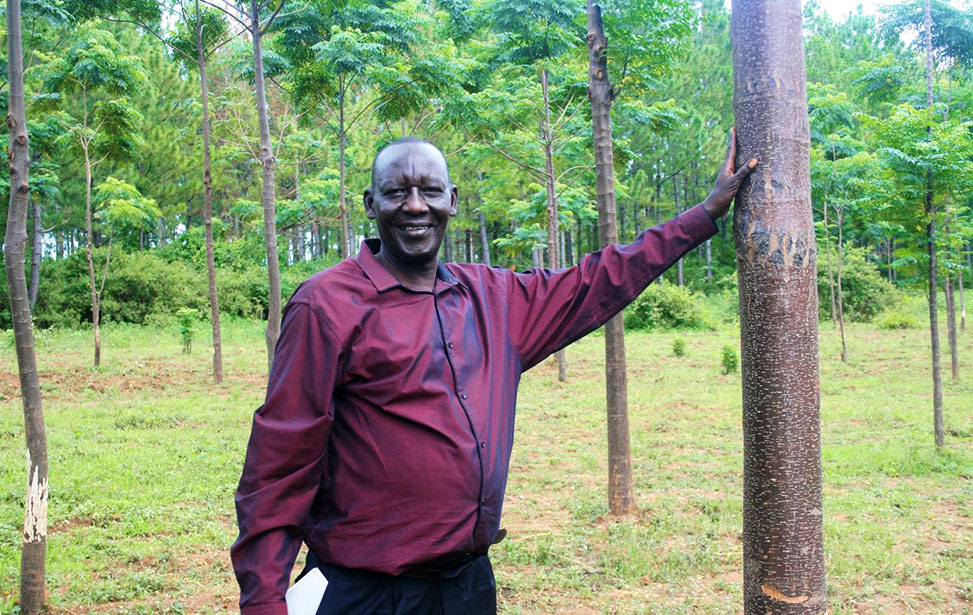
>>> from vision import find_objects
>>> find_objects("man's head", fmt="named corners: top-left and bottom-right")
top-left (363, 139), bottom-right (458, 273)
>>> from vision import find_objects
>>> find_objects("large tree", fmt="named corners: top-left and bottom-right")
top-left (586, 0), bottom-right (634, 515)
top-left (4, 2), bottom-right (48, 613)
top-left (731, 1), bottom-right (826, 613)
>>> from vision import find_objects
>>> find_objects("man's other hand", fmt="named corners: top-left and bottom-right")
top-left (701, 127), bottom-right (758, 220)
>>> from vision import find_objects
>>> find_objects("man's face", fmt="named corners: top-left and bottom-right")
top-left (364, 142), bottom-right (457, 268)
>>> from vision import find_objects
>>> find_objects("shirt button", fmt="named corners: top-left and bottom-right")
top-left (481, 497), bottom-right (487, 503)
top-left (448, 342), bottom-right (454, 349)
top-left (461, 393), bottom-right (468, 400)
top-left (480, 441), bottom-right (486, 448)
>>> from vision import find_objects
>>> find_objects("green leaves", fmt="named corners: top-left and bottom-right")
top-left (94, 176), bottom-right (160, 231)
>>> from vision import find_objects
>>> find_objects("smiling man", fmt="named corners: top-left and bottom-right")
top-left (231, 136), bottom-right (756, 615)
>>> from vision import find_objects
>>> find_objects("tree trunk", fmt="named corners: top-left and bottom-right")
top-left (4, 2), bottom-right (48, 611)
top-left (540, 66), bottom-right (567, 382)
top-left (823, 202), bottom-right (837, 325)
top-left (673, 173), bottom-right (683, 286)
top-left (836, 205), bottom-right (847, 362)
top-left (945, 270), bottom-right (957, 381)
top-left (28, 196), bottom-right (40, 309)
top-left (705, 239), bottom-right (712, 280)
top-left (465, 228), bottom-right (473, 263)
top-left (924, 0), bottom-right (944, 448)
top-left (587, 1), bottom-right (635, 516)
top-left (82, 111), bottom-right (101, 367)
top-left (338, 81), bottom-right (349, 259)
top-left (251, 0), bottom-right (282, 368)
top-left (478, 210), bottom-right (491, 266)
top-left (198, 19), bottom-right (223, 384)
top-left (731, 1), bottom-right (827, 613)
top-left (960, 265), bottom-right (966, 332)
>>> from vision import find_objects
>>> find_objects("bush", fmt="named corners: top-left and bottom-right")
top-left (721, 345), bottom-right (738, 374)
top-left (818, 246), bottom-right (897, 322)
top-left (672, 337), bottom-right (686, 357)
top-left (874, 308), bottom-right (920, 329)
top-left (25, 249), bottom-right (207, 328)
top-left (624, 283), bottom-right (712, 331)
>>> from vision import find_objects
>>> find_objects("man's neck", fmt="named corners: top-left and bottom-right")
top-left (375, 249), bottom-right (439, 292)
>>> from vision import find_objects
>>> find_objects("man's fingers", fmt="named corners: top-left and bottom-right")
top-left (721, 128), bottom-right (736, 174)
top-left (733, 158), bottom-right (759, 181)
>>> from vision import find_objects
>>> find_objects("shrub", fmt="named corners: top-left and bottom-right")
top-left (817, 246), bottom-right (897, 322)
top-left (721, 345), bottom-right (738, 374)
top-left (175, 307), bottom-right (199, 353)
top-left (874, 308), bottom-right (920, 329)
top-left (624, 283), bottom-right (712, 331)
top-left (672, 337), bottom-right (686, 357)
top-left (25, 249), bottom-right (207, 328)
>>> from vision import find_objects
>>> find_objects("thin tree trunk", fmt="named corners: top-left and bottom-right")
top-left (197, 13), bottom-right (223, 384)
top-left (836, 205), bottom-right (847, 362)
top-left (823, 201), bottom-right (837, 325)
top-left (82, 97), bottom-right (101, 367)
top-left (5, 2), bottom-right (48, 611)
top-left (673, 173), bottom-right (683, 286)
top-left (946, 269), bottom-right (957, 381)
top-left (338, 80), bottom-right (349, 259)
top-left (478, 210), bottom-right (491, 266)
top-left (540, 67), bottom-right (567, 382)
top-left (251, 0), bottom-right (282, 368)
top-left (587, 1), bottom-right (635, 516)
top-left (465, 228), bottom-right (473, 263)
top-left (28, 196), bottom-right (40, 309)
top-left (705, 239), bottom-right (712, 280)
top-left (731, 1), bottom-right (826, 612)
top-left (958, 274), bottom-right (965, 331)
top-left (924, 0), bottom-right (944, 448)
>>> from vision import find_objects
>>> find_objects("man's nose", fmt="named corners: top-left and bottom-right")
top-left (402, 187), bottom-right (426, 213)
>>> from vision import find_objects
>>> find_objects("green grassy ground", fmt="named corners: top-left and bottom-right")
top-left (0, 315), bottom-right (970, 614)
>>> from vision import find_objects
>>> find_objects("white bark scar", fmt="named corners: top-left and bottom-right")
top-left (24, 450), bottom-right (48, 543)
top-left (761, 583), bottom-right (809, 604)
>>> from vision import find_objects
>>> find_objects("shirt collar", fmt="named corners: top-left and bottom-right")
top-left (355, 238), bottom-right (462, 294)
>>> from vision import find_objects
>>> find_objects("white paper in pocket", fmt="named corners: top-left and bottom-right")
top-left (285, 567), bottom-right (328, 615)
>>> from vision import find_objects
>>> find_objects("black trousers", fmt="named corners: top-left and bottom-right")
top-left (301, 551), bottom-right (497, 615)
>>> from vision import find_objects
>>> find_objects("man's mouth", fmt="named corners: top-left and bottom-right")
top-left (399, 224), bottom-right (433, 234)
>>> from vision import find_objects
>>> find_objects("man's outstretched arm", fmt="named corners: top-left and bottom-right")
top-left (506, 129), bottom-right (757, 368)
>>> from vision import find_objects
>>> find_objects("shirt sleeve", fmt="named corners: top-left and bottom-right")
top-left (507, 203), bottom-right (718, 369)
top-left (231, 301), bottom-right (341, 615)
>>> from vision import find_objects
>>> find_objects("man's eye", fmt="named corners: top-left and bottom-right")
top-left (423, 188), bottom-right (443, 196)
top-left (386, 189), bottom-right (406, 197)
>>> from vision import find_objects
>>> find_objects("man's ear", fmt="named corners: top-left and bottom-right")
top-left (449, 184), bottom-right (458, 217)
top-left (363, 188), bottom-right (376, 219)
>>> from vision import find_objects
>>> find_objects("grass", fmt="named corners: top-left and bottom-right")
top-left (0, 312), bottom-right (970, 614)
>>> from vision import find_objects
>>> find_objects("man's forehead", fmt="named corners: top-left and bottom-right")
top-left (374, 143), bottom-right (449, 179)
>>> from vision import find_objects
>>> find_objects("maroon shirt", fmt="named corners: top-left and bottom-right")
top-left (232, 204), bottom-right (717, 615)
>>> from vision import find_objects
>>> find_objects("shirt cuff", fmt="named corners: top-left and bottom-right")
top-left (241, 603), bottom-right (288, 615)
top-left (682, 203), bottom-right (720, 241)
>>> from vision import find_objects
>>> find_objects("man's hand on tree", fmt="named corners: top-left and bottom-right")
top-left (701, 127), bottom-right (758, 220)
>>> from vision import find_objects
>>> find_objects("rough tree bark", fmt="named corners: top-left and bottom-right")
top-left (587, 0), bottom-right (635, 516)
top-left (731, 1), bottom-right (827, 612)
top-left (250, 0), bottom-right (283, 367)
top-left (4, 1), bottom-right (49, 611)
top-left (924, 0), bottom-right (945, 448)
top-left (197, 0), bottom-right (223, 384)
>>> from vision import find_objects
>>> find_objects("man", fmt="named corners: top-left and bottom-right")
top-left (232, 134), bottom-right (757, 615)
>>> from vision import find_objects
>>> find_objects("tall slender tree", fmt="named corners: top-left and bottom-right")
top-left (586, 0), bottom-right (635, 515)
top-left (731, 1), bottom-right (826, 612)
top-left (4, 1), bottom-right (48, 612)
top-left (171, 1), bottom-right (233, 383)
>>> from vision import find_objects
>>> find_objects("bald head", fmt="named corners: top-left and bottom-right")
top-left (371, 138), bottom-right (451, 190)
